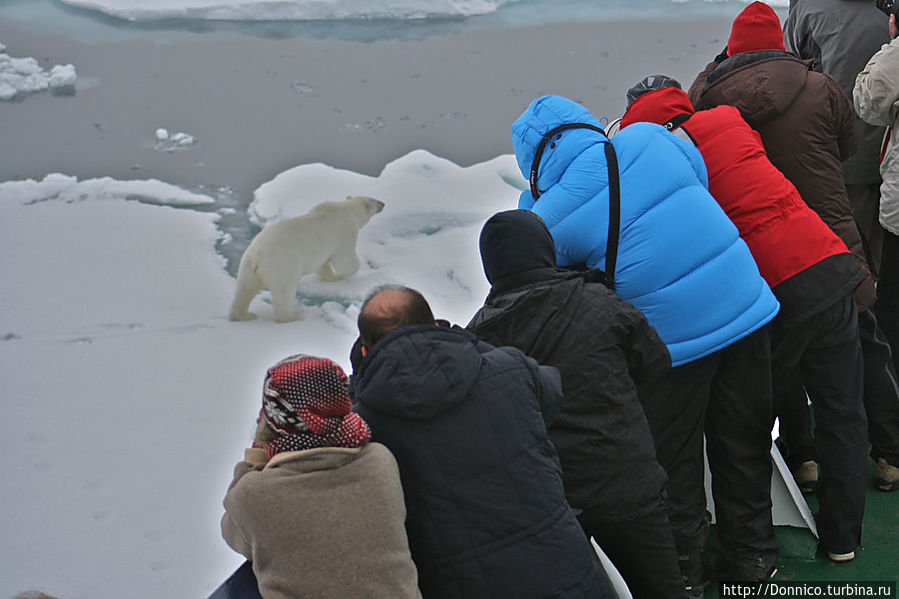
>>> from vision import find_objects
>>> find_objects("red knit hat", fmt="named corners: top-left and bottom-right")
top-left (261, 354), bottom-right (370, 457)
top-left (727, 2), bottom-right (785, 57)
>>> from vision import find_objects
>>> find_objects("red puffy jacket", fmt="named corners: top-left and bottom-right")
top-left (621, 87), bottom-right (849, 289)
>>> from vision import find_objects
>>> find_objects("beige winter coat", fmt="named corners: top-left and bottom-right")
top-left (855, 36), bottom-right (899, 236)
top-left (221, 442), bottom-right (422, 599)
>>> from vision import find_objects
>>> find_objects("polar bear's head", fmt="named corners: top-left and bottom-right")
top-left (346, 195), bottom-right (385, 218)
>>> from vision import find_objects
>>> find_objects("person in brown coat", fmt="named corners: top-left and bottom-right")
top-left (221, 354), bottom-right (422, 599)
top-left (688, 3), bottom-right (873, 307)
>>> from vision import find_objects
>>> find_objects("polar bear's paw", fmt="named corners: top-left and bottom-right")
top-left (229, 311), bottom-right (258, 321)
top-left (274, 311), bottom-right (304, 323)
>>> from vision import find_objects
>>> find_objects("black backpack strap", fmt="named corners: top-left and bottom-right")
top-left (663, 113), bottom-right (698, 146)
top-left (603, 142), bottom-right (620, 289)
top-left (529, 122), bottom-right (621, 289)
top-left (529, 122), bottom-right (608, 199)
top-left (663, 113), bottom-right (692, 131)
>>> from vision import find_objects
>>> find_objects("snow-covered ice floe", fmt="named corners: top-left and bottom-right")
top-left (249, 149), bottom-right (527, 323)
top-left (0, 149), bottom-right (527, 599)
top-left (51, 0), bottom-right (788, 24)
top-left (54, 0), bottom-right (514, 21)
top-left (0, 42), bottom-right (77, 101)
top-left (0, 173), bottom-right (215, 206)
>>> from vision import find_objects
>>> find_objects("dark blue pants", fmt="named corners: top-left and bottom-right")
top-left (772, 294), bottom-right (867, 554)
top-left (579, 495), bottom-right (687, 599)
top-left (638, 326), bottom-right (777, 580)
top-left (876, 230), bottom-right (899, 394)
top-left (777, 307), bottom-right (899, 469)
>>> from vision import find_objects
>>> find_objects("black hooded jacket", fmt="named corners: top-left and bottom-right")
top-left (351, 323), bottom-right (612, 599)
top-left (467, 210), bottom-right (671, 518)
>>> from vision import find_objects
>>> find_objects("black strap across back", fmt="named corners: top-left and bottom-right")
top-left (529, 122), bottom-right (621, 290)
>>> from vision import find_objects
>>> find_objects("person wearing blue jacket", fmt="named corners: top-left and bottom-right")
top-left (512, 95), bottom-right (781, 591)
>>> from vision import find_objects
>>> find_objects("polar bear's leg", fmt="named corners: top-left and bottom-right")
top-left (315, 260), bottom-right (339, 281)
top-left (229, 261), bottom-right (264, 321)
top-left (271, 282), bottom-right (303, 323)
top-left (318, 243), bottom-right (361, 281)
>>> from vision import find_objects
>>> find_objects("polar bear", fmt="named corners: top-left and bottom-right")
top-left (229, 195), bottom-right (384, 322)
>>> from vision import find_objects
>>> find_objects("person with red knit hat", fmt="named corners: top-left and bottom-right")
top-left (687, 1), bottom-right (871, 565)
top-left (221, 354), bottom-right (422, 599)
top-left (725, 0), bottom-right (785, 57)
top-left (621, 76), bottom-right (870, 577)
top-left (687, 2), bottom-right (873, 312)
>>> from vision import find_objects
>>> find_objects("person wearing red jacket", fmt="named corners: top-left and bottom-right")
top-left (620, 79), bottom-right (869, 570)
top-left (686, 2), bottom-right (899, 505)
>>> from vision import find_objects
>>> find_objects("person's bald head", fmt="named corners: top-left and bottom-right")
top-left (358, 285), bottom-right (435, 350)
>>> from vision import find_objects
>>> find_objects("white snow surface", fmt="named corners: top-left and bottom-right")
top-left (55, 0), bottom-right (513, 21)
top-left (0, 150), bottom-right (525, 599)
top-left (53, 0), bottom-right (786, 22)
top-left (0, 44), bottom-right (77, 101)
top-left (0, 173), bottom-right (215, 207)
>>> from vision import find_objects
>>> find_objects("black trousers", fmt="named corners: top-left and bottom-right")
top-left (846, 183), bottom-right (883, 274)
top-left (877, 230), bottom-right (899, 382)
top-left (777, 307), bottom-right (899, 469)
top-left (772, 294), bottom-right (867, 554)
top-left (638, 326), bottom-right (777, 578)
top-left (579, 495), bottom-right (687, 599)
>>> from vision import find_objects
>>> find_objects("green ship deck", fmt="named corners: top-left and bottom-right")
top-left (704, 461), bottom-right (898, 597)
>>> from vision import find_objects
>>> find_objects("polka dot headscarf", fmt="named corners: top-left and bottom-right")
top-left (261, 354), bottom-right (370, 459)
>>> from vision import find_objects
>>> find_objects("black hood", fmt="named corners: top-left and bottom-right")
top-left (351, 324), bottom-right (483, 420)
top-left (479, 210), bottom-right (556, 285)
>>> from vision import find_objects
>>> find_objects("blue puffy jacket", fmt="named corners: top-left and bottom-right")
top-left (512, 95), bottom-right (778, 366)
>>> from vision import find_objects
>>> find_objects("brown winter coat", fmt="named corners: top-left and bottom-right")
top-left (221, 442), bottom-right (422, 599)
top-left (689, 51), bottom-right (877, 310)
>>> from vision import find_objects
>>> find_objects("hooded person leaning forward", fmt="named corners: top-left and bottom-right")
top-left (221, 354), bottom-right (422, 599)
top-left (467, 209), bottom-right (685, 599)
top-left (350, 285), bottom-right (614, 599)
top-left (511, 94), bottom-right (780, 592)
top-left (621, 76), bottom-right (871, 564)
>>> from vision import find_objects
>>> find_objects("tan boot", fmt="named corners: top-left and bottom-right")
top-left (875, 458), bottom-right (899, 491)
top-left (792, 460), bottom-right (819, 494)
